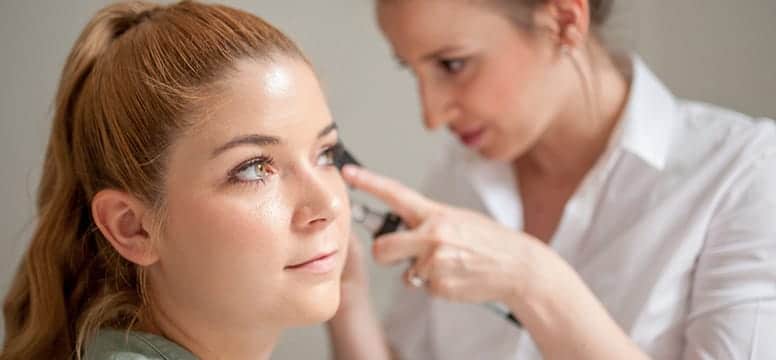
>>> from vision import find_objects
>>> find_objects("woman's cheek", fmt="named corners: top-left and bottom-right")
top-left (220, 192), bottom-right (291, 256)
top-left (177, 191), bottom-right (291, 268)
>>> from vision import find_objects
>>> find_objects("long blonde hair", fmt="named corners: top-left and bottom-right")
top-left (1, 2), bottom-right (305, 359)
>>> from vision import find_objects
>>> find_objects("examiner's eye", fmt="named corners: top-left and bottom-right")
top-left (438, 58), bottom-right (466, 74)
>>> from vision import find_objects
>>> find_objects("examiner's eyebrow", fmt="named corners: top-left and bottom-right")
top-left (421, 45), bottom-right (461, 62)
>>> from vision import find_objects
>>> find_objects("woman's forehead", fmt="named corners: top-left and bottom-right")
top-left (171, 59), bottom-right (333, 159)
top-left (192, 60), bottom-right (329, 135)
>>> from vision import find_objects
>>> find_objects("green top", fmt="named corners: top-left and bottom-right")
top-left (85, 329), bottom-right (197, 360)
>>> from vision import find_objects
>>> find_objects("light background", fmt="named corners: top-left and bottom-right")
top-left (1, 0), bottom-right (775, 357)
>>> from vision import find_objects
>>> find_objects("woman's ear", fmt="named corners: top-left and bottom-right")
top-left (92, 189), bottom-right (159, 266)
top-left (543, 0), bottom-right (591, 49)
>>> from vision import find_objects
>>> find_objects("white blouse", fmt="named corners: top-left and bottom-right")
top-left (384, 57), bottom-right (776, 360)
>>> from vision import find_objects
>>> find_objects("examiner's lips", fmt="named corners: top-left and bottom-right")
top-left (284, 250), bottom-right (338, 274)
top-left (453, 126), bottom-right (487, 148)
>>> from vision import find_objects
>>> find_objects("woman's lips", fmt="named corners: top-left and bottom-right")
top-left (455, 126), bottom-right (486, 148)
top-left (285, 250), bottom-right (338, 274)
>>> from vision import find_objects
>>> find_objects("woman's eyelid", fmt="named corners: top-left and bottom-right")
top-left (229, 155), bottom-right (275, 184)
top-left (316, 141), bottom-right (340, 166)
top-left (229, 136), bottom-right (339, 180)
top-left (317, 134), bottom-right (340, 154)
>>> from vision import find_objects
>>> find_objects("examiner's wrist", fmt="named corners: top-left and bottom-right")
top-left (505, 239), bottom-right (569, 321)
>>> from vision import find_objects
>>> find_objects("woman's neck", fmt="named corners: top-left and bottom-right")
top-left (517, 44), bottom-right (630, 182)
top-left (140, 295), bottom-right (281, 360)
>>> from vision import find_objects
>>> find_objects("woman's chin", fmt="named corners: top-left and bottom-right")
top-left (287, 282), bottom-right (342, 326)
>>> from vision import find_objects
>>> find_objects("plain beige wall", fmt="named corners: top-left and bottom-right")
top-left (1, 0), bottom-right (774, 357)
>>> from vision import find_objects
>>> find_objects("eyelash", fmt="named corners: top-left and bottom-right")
top-left (319, 143), bottom-right (341, 166)
top-left (227, 143), bottom-right (341, 187)
top-left (228, 155), bottom-right (275, 186)
top-left (438, 58), bottom-right (467, 75)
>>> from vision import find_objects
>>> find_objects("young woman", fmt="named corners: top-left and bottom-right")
top-left (1, 1), bottom-right (351, 359)
top-left (329, 0), bottom-right (776, 359)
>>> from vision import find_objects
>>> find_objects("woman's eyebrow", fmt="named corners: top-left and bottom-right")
top-left (318, 122), bottom-right (338, 139)
top-left (211, 134), bottom-right (281, 158)
top-left (211, 122), bottom-right (337, 159)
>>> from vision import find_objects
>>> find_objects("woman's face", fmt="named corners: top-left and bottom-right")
top-left (378, 0), bottom-right (571, 161)
top-left (151, 58), bottom-right (350, 330)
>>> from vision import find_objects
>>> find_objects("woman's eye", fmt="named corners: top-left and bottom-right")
top-left (439, 58), bottom-right (466, 74)
top-left (233, 158), bottom-right (274, 183)
top-left (317, 146), bottom-right (337, 166)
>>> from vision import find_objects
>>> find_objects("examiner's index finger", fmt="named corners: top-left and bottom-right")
top-left (342, 165), bottom-right (434, 226)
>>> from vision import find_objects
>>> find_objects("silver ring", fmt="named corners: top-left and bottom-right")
top-left (408, 266), bottom-right (426, 287)
top-left (409, 274), bottom-right (426, 288)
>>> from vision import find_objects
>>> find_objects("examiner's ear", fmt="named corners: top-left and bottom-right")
top-left (539, 0), bottom-right (591, 49)
top-left (92, 189), bottom-right (159, 266)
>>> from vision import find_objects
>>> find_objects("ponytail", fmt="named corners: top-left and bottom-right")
top-left (2, 3), bottom-right (160, 359)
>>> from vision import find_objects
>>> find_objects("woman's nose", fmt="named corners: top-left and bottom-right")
top-left (290, 168), bottom-right (342, 233)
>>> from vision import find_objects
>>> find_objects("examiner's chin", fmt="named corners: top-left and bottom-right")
top-left (478, 139), bottom-right (530, 162)
top-left (477, 142), bottom-right (512, 161)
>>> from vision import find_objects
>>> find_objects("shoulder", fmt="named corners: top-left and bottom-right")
top-left (677, 100), bottom-right (775, 155)
top-left (662, 101), bottom-right (776, 235)
top-left (668, 100), bottom-right (776, 181)
top-left (84, 329), bottom-right (196, 360)
top-left (623, 55), bottom-right (776, 176)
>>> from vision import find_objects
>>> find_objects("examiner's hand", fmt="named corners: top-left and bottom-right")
top-left (342, 165), bottom-right (547, 306)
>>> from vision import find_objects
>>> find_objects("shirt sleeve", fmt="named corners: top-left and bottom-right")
top-left (683, 149), bottom-right (776, 360)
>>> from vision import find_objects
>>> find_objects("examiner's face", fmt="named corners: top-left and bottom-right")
top-left (379, 0), bottom-right (570, 161)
